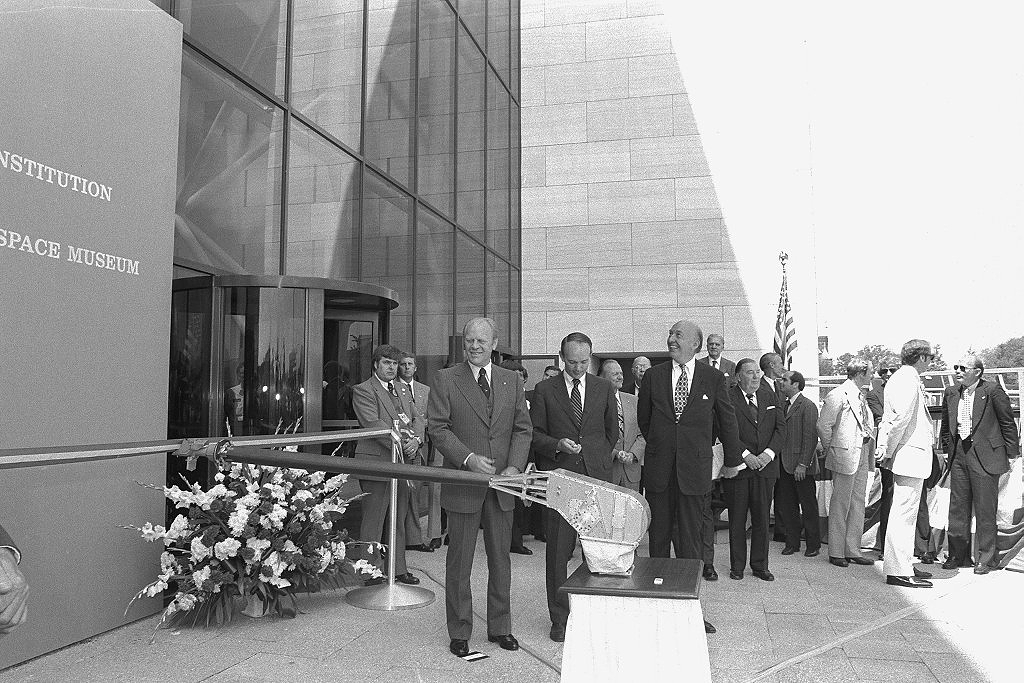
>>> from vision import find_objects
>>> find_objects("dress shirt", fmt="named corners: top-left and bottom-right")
top-left (462, 361), bottom-right (493, 468)
top-left (734, 388), bottom-right (775, 470)
top-left (708, 356), bottom-right (721, 370)
top-left (400, 378), bottom-right (416, 403)
top-left (671, 357), bottom-right (696, 397)
top-left (563, 370), bottom-right (587, 411)
top-left (959, 380), bottom-right (978, 440)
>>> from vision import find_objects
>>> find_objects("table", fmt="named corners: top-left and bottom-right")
top-left (557, 557), bottom-right (710, 682)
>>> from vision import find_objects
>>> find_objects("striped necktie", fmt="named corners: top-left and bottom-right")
top-left (616, 395), bottom-right (625, 449)
top-left (571, 378), bottom-right (583, 430)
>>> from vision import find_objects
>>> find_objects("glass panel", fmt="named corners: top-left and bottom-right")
top-left (456, 26), bottom-right (485, 237)
top-left (416, 208), bottom-right (455, 384)
top-left (363, 172), bottom-right (412, 349)
top-left (323, 318), bottom-right (375, 421)
top-left (487, 70), bottom-right (510, 257)
top-left (222, 287), bottom-right (306, 437)
top-left (286, 120), bottom-right (360, 279)
top-left (364, 0), bottom-right (416, 188)
top-left (460, 0), bottom-right (486, 47)
top-left (175, 48), bottom-right (284, 274)
top-left (417, 0), bottom-right (456, 218)
top-left (510, 267), bottom-right (521, 353)
top-left (511, 102), bottom-right (521, 267)
top-left (511, 0), bottom-right (520, 99)
top-left (165, 0), bottom-right (286, 98)
top-left (455, 231), bottom-right (484, 333)
top-left (487, 0), bottom-right (510, 87)
top-left (486, 254), bottom-right (510, 348)
top-left (291, 0), bottom-right (363, 149)
top-left (168, 287), bottom-right (211, 440)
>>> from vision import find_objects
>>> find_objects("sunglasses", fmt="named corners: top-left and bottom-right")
top-left (953, 365), bottom-right (977, 372)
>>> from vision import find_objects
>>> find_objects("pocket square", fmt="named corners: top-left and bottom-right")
top-left (766, 405), bottom-right (776, 410)
top-left (702, 394), bottom-right (708, 400)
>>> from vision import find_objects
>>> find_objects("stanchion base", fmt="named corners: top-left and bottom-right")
top-left (346, 582), bottom-right (436, 611)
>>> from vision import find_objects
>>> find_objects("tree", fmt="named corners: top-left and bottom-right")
top-left (818, 355), bottom-right (835, 377)
top-left (981, 336), bottom-right (1024, 369)
top-left (927, 344), bottom-right (947, 371)
top-left (830, 345), bottom-right (899, 376)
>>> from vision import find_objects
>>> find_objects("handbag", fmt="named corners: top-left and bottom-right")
top-left (927, 468), bottom-right (951, 531)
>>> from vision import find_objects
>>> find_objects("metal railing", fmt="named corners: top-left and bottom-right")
top-left (811, 367), bottom-right (1024, 408)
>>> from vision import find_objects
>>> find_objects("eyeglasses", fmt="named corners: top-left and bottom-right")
top-left (879, 369), bottom-right (892, 375)
top-left (953, 365), bottom-right (978, 372)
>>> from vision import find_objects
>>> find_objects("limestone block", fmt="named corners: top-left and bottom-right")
top-left (585, 16), bottom-right (671, 61)
top-left (631, 219), bottom-right (722, 265)
top-left (676, 263), bottom-right (748, 308)
top-left (626, 0), bottom-right (663, 17)
top-left (522, 145), bottom-right (547, 187)
top-left (522, 183), bottom-right (588, 228)
top-left (521, 0), bottom-right (545, 29)
top-left (522, 23), bottom-right (586, 68)
top-left (547, 223), bottom-right (629, 267)
top-left (520, 66), bottom-right (545, 107)
top-left (544, 0), bottom-right (627, 27)
top-left (588, 179), bottom-right (675, 224)
top-left (632, 307), bottom-right (725, 354)
top-left (545, 59), bottom-right (630, 105)
top-left (522, 311), bottom-right (548, 354)
top-left (589, 265), bottom-right (677, 309)
top-left (586, 96), bottom-right (673, 141)
top-left (675, 177), bottom-right (723, 220)
top-left (545, 309), bottom-right (633, 354)
top-left (524, 102), bottom-right (587, 146)
top-left (523, 268), bottom-right (590, 311)
top-left (547, 140), bottom-right (630, 185)
top-left (723, 305), bottom-right (761, 352)
top-left (628, 54), bottom-right (686, 98)
top-left (672, 93), bottom-right (700, 135)
top-left (521, 228), bottom-right (547, 270)
top-left (630, 135), bottom-right (709, 180)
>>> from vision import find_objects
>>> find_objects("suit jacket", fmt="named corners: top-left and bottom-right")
top-left (352, 376), bottom-right (423, 465)
top-left (402, 379), bottom-right (431, 464)
top-left (817, 379), bottom-right (875, 476)
top-left (427, 363), bottom-right (532, 513)
top-left (730, 384), bottom-right (785, 479)
top-left (940, 378), bottom-right (1019, 475)
top-left (0, 523), bottom-right (16, 554)
top-left (866, 384), bottom-right (885, 425)
top-left (637, 360), bottom-right (743, 495)
top-left (531, 373), bottom-right (618, 482)
top-left (782, 393), bottom-right (819, 476)
top-left (697, 355), bottom-right (736, 380)
top-left (876, 364), bottom-right (934, 478)
top-left (609, 390), bottom-right (647, 485)
top-left (760, 376), bottom-right (782, 404)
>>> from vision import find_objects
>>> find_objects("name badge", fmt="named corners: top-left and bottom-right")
top-left (398, 412), bottom-right (411, 425)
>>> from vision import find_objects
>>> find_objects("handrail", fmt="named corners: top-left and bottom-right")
top-left (0, 428), bottom-right (394, 470)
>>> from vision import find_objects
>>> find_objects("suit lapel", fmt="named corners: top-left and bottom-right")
top-left (489, 367), bottom-right (512, 425)
top-left (549, 375), bottom-right (576, 423)
top-left (454, 363), bottom-right (489, 425)
top-left (949, 389), bottom-right (961, 435)
top-left (971, 381), bottom-right (988, 430)
top-left (683, 363), bottom-right (704, 415)
top-left (372, 380), bottom-right (401, 423)
top-left (733, 386), bottom-right (756, 427)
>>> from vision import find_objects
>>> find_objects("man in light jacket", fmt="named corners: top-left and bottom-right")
top-left (818, 359), bottom-right (875, 568)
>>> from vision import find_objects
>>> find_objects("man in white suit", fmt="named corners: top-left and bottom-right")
top-left (817, 359), bottom-right (876, 568)
top-left (600, 360), bottom-right (646, 490)
top-left (876, 339), bottom-right (937, 588)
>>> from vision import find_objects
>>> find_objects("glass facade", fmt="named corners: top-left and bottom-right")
top-left (161, 0), bottom-right (522, 361)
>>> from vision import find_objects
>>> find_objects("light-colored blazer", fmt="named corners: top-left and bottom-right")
top-left (876, 365), bottom-right (933, 479)
top-left (610, 390), bottom-right (647, 486)
top-left (403, 379), bottom-right (431, 464)
top-left (351, 376), bottom-right (423, 479)
top-left (817, 379), bottom-right (875, 476)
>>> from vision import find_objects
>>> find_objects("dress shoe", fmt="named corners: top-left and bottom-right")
top-left (886, 575), bottom-right (932, 588)
top-left (395, 572), bottom-right (420, 585)
top-left (364, 576), bottom-right (385, 586)
top-left (443, 535), bottom-right (450, 546)
top-left (428, 537), bottom-right (442, 550)
top-left (974, 564), bottom-right (993, 575)
top-left (772, 533), bottom-right (787, 542)
top-left (914, 568), bottom-right (933, 579)
top-left (487, 634), bottom-right (519, 651)
top-left (549, 624), bottom-right (566, 642)
top-left (702, 566), bottom-right (719, 581)
top-left (941, 558), bottom-right (964, 570)
top-left (846, 556), bottom-right (874, 565)
top-left (704, 620), bottom-right (716, 634)
top-left (449, 639), bottom-right (470, 657)
top-left (781, 547), bottom-right (798, 556)
top-left (406, 544), bottom-right (433, 553)
top-left (919, 552), bottom-right (937, 564)
top-left (533, 533), bottom-right (547, 543)
top-left (729, 570), bottom-right (743, 580)
top-left (510, 545), bottom-right (533, 555)
top-left (804, 548), bottom-right (820, 557)
top-left (828, 557), bottom-right (849, 568)
top-left (752, 569), bottom-right (775, 582)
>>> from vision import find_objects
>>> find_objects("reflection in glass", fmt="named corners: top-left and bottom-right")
top-left (487, 0), bottom-right (510, 86)
top-left (459, 0), bottom-right (487, 47)
top-left (291, 0), bottom-right (364, 149)
top-left (323, 318), bottom-right (375, 421)
top-left (511, 102), bottom-right (522, 267)
top-left (363, 172), bottom-right (412, 350)
top-left (486, 254), bottom-right (510, 348)
top-left (510, 268), bottom-right (522, 352)
top-left (364, 0), bottom-right (416, 188)
top-left (457, 25), bottom-right (486, 236)
top-left (455, 232), bottom-right (485, 333)
top-left (511, 0), bottom-right (520, 98)
top-left (416, 208), bottom-right (454, 381)
top-left (286, 120), bottom-right (360, 279)
top-left (487, 70), bottom-right (511, 257)
top-left (417, 0), bottom-right (456, 218)
top-left (175, 48), bottom-right (284, 274)
top-left (162, 1), bottom-right (287, 98)
top-left (168, 287), bottom-right (211, 440)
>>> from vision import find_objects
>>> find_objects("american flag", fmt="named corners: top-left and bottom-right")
top-left (773, 254), bottom-right (797, 368)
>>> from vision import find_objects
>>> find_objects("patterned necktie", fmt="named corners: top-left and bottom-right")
top-left (674, 366), bottom-right (688, 419)
top-left (477, 367), bottom-right (490, 398)
top-left (712, 359), bottom-right (718, 369)
top-left (746, 393), bottom-right (757, 421)
top-left (616, 395), bottom-right (625, 449)
top-left (958, 388), bottom-right (972, 440)
top-left (387, 381), bottom-right (402, 411)
top-left (571, 378), bottom-right (583, 430)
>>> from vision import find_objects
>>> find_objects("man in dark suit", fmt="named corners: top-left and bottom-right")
top-left (638, 320), bottom-right (743, 634)
top-left (722, 358), bottom-right (785, 581)
top-left (0, 523), bottom-right (28, 634)
top-left (427, 317), bottom-right (532, 657)
top-left (352, 344), bottom-right (424, 587)
top-left (940, 355), bottom-right (1020, 573)
top-left (776, 370), bottom-right (821, 556)
top-left (697, 333), bottom-right (737, 381)
top-left (759, 352), bottom-right (788, 542)
top-left (531, 332), bottom-right (618, 642)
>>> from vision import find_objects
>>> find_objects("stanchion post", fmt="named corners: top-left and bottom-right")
top-left (385, 419), bottom-right (400, 589)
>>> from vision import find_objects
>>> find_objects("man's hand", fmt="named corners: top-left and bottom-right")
top-left (401, 437), bottom-right (419, 457)
top-left (556, 438), bottom-right (582, 455)
top-left (720, 465), bottom-right (739, 479)
top-left (616, 450), bottom-right (634, 463)
top-left (756, 453), bottom-right (773, 469)
top-left (0, 548), bottom-right (28, 635)
top-left (742, 452), bottom-right (761, 470)
top-left (794, 463), bottom-right (807, 482)
top-left (466, 453), bottom-right (496, 475)
top-left (499, 466), bottom-right (520, 476)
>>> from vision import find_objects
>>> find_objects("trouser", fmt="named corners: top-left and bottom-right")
top-left (405, 483), bottom-right (424, 545)
top-left (359, 478), bottom-right (408, 575)
top-left (882, 474), bottom-right (924, 578)
top-left (947, 440), bottom-right (1001, 568)
top-left (445, 491), bottom-right (512, 640)
top-left (648, 486), bottom-right (706, 561)
top-left (511, 498), bottom-right (528, 548)
top-left (878, 466), bottom-right (930, 555)
top-left (723, 474), bottom-right (774, 572)
top-left (777, 468), bottom-right (821, 551)
top-left (828, 449), bottom-right (870, 558)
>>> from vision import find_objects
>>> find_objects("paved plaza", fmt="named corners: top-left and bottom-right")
top-left (4, 528), bottom-right (1021, 683)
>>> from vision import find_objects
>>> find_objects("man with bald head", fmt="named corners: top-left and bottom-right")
top-left (638, 320), bottom-right (743, 633)
top-left (698, 334), bottom-right (736, 381)
top-left (600, 360), bottom-right (646, 491)
top-left (631, 356), bottom-right (651, 392)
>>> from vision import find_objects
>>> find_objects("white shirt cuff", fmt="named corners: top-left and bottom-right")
top-left (0, 546), bottom-right (20, 564)
top-left (763, 448), bottom-right (775, 461)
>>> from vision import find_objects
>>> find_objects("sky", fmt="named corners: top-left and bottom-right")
top-left (662, 1), bottom-right (1024, 365)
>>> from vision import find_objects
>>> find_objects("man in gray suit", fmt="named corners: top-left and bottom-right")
top-left (352, 344), bottom-right (423, 587)
top-left (427, 318), bottom-right (532, 657)
top-left (0, 523), bottom-right (28, 635)
top-left (600, 360), bottom-right (646, 490)
top-left (398, 351), bottom-right (435, 553)
top-left (777, 370), bottom-right (821, 556)
top-left (697, 333), bottom-right (736, 381)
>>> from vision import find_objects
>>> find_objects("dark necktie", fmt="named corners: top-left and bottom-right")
top-left (711, 359), bottom-right (718, 369)
top-left (746, 393), bottom-right (757, 422)
top-left (387, 381), bottom-right (402, 411)
top-left (478, 367), bottom-right (490, 398)
top-left (571, 378), bottom-right (583, 430)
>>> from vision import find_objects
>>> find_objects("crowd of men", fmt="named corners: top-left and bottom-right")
top-left (344, 317), bottom-right (1021, 660)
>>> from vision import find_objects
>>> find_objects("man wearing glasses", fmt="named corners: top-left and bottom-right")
top-left (939, 356), bottom-right (1019, 573)
top-left (876, 340), bottom-right (939, 587)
